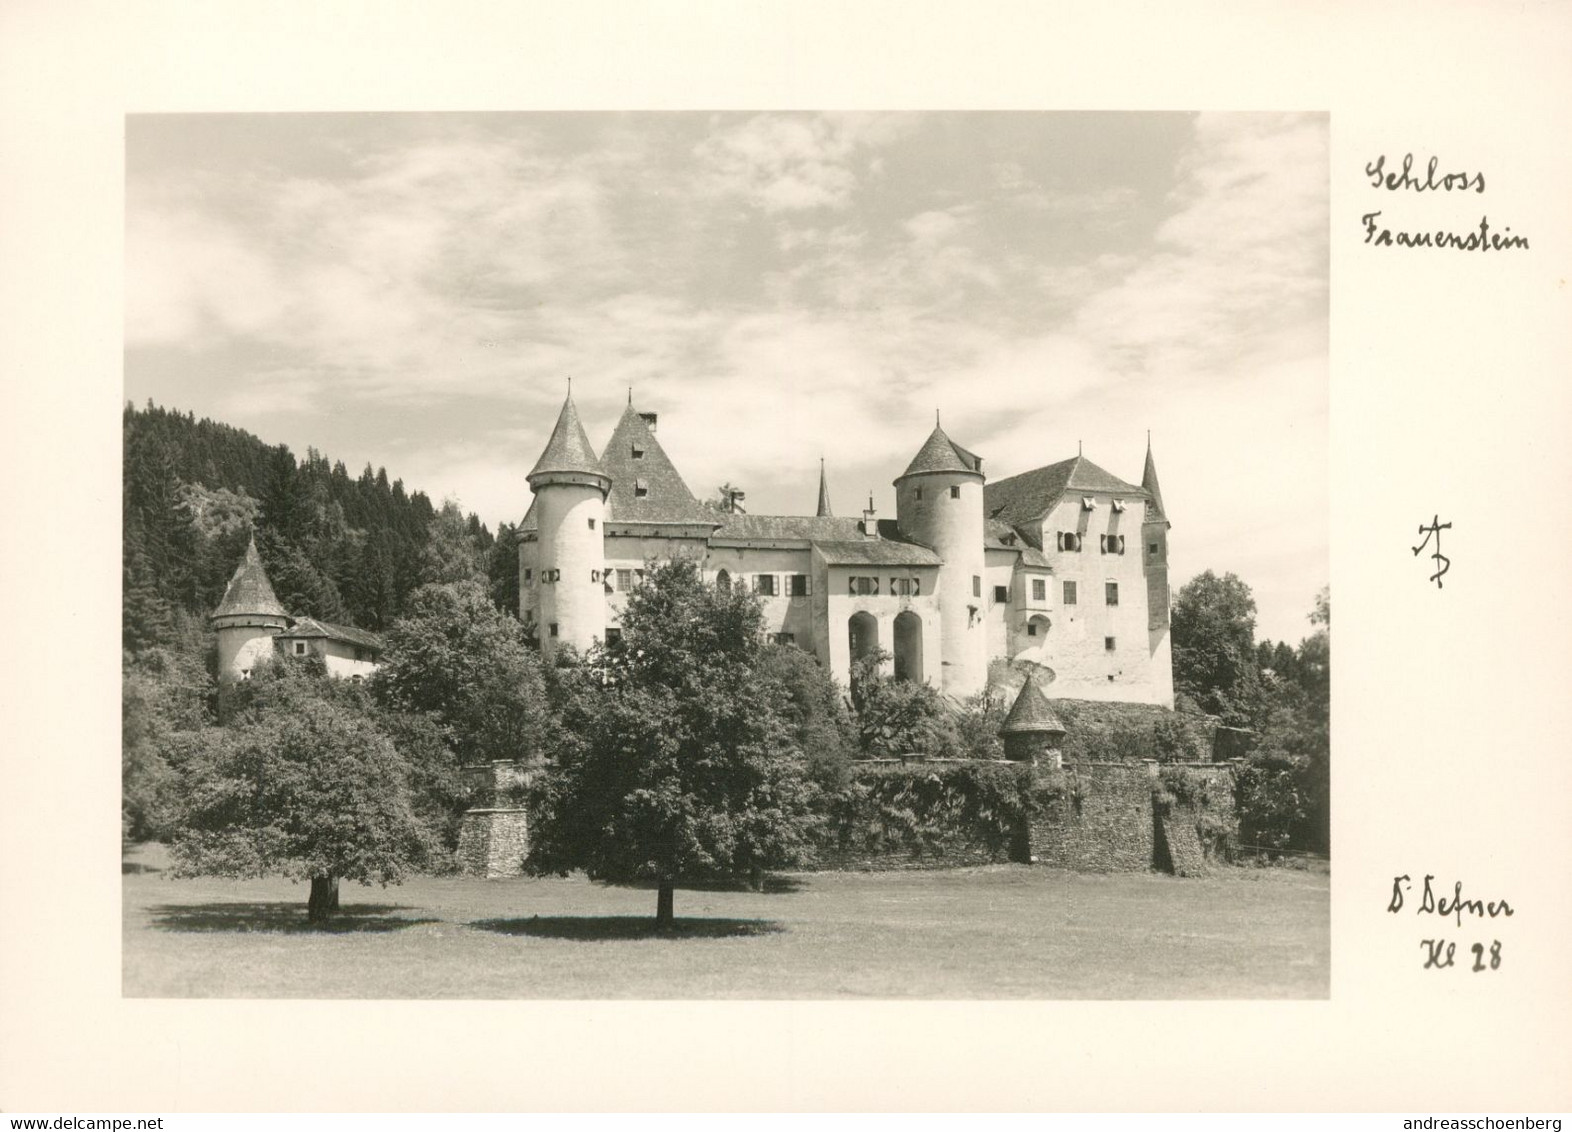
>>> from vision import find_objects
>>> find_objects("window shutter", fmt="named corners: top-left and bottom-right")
top-left (805, 575), bottom-right (813, 596)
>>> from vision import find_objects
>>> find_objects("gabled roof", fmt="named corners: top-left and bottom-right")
top-left (999, 676), bottom-right (1067, 735)
top-left (275, 617), bottom-right (385, 652)
top-left (528, 393), bottom-right (608, 484)
top-left (984, 455), bottom-right (1146, 526)
top-left (713, 513), bottom-right (866, 543)
top-left (598, 404), bottom-right (720, 527)
top-left (211, 535), bottom-right (288, 620)
top-left (1142, 439), bottom-right (1167, 521)
top-left (812, 539), bottom-right (943, 566)
top-left (896, 425), bottom-right (985, 480)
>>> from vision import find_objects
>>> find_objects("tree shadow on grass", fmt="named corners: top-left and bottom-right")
top-left (471, 916), bottom-right (785, 941)
top-left (149, 902), bottom-right (438, 935)
top-left (123, 861), bottom-right (162, 875)
top-left (613, 875), bottom-right (806, 895)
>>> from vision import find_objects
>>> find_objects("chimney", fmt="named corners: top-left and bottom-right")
top-left (727, 488), bottom-right (747, 515)
top-left (638, 411), bottom-right (658, 433)
top-left (862, 492), bottom-right (878, 539)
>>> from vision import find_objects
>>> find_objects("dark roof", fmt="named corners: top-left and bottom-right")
top-left (1142, 440), bottom-right (1167, 521)
top-left (999, 676), bottom-right (1067, 735)
top-left (816, 460), bottom-right (833, 517)
top-left (712, 513), bottom-right (866, 543)
top-left (813, 539), bottom-right (943, 566)
top-left (276, 617), bottom-right (385, 652)
top-left (598, 404), bottom-right (720, 527)
top-left (897, 425), bottom-right (984, 480)
top-left (983, 455), bottom-right (1146, 526)
top-left (211, 535), bottom-right (289, 620)
top-left (528, 393), bottom-right (608, 483)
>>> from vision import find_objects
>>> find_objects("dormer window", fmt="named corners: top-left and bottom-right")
top-left (633, 479), bottom-right (649, 498)
top-left (1081, 496), bottom-right (1097, 511)
top-left (631, 444), bottom-right (644, 459)
top-left (1111, 499), bottom-right (1127, 513)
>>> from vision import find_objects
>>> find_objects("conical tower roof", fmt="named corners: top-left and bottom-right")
top-left (816, 458), bottom-right (833, 517)
top-left (211, 533), bottom-right (288, 621)
top-left (1141, 435), bottom-right (1167, 521)
top-left (896, 423), bottom-right (984, 482)
top-left (998, 675), bottom-right (1067, 736)
top-left (528, 391), bottom-right (608, 486)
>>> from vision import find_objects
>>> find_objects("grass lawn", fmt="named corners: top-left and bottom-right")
top-left (122, 843), bottom-right (1328, 999)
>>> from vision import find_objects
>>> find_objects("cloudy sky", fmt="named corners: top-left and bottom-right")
top-left (125, 111), bottom-right (1327, 644)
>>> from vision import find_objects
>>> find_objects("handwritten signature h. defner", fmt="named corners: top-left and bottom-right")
top-left (1388, 873), bottom-right (1514, 927)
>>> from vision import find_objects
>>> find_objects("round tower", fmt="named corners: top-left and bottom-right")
top-left (894, 420), bottom-right (988, 697)
top-left (210, 533), bottom-right (292, 684)
top-left (528, 390), bottom-right (610, 658)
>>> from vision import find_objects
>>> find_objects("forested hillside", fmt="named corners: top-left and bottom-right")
top-left (122, 401), bottom-right (521, 655)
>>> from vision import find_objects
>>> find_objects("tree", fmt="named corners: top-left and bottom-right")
top-left (756, 642), bottom-right (858, 788)
top-left (526, 560), bottom-right (818, 928)
top-left (370, 579), bottom-right (551, 766)
top-left (168, 662), bottom-right (434, 922)
top-left (418, 499), bottom-right (486, 586)
top-left (1170, 570), bottom-right (1260, 723)
top-left (847, 652), bottom-right (955, 757)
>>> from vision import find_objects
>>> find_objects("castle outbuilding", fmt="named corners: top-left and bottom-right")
top-left (521, 393), bottom-right (1174, 706)
top-left (209, 534), bottom-right (384, 684)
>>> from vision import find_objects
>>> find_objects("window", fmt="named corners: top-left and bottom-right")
top-left (588, 517), bottom-right (596, 530)
top-left (1100, 534), bottom-right (1125, 555)
top-left (972, 575), bottom-right (981, 598)
top-left (605, 627), bottom-right (622, 645)
top-left (993, 585), bottom-right (1009, 603)
top-left (524, 568), bottom-right (532, 582)
top-left (892, 577), bottom-right (918, 597)
top-left (950, 485), bottom-right (961, 499)
top-left (1031, 578), bottom-right (1046, 602)
top-left (754, 574), bottom-right (778, 596)
top-left (616, 568), bottom-right (633, 591)
top-left (631, 444), bottom-right (644, 459)
top-left (548, 623), bottom-right (559, 638)
top-left (1105, 636), bottom-right (1117, 651)
top-left (1106, 582), bottom-right (1119, 606)
top-left (1027, 622), bottom-right (1038, 636)
top-left (1057, 532), bottom-right (1082, 552)
top-left (1149, 542), bottom-right (1159, 557)
top-left (1063, 581), bottom-right (1078, 605)
top-left (787, 573), bottom-right (810, 597)
top-left (850, 576), bottom-right (879, 596)
top-left (293, 641), bottom-right (307, 656)
top-left (774, 632), bottom-right (796, 646)
top-left (633, 479), bottom-right (649, 498)
top-left (915, 487), bottom-right (923, 501)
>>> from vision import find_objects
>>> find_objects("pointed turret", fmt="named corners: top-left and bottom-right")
top-left (211, 533), bottom-right (288, 621)
top-left (1141, 434), bottom-right (1167, 522)
top-left (897, 424), bottom-right (984, 481)
top-left (210, 532), bottom-right (292, 686)
top-left (527, 389), bottom-right (610, 657)
top-left (816, 458), bottom-right (833, 517)
top-left (528, 391), bottom-right (610, 492)
top-left (893, 421), bottom-right (988, 697)
top-left (998, 674), bottom-right (1068, 764)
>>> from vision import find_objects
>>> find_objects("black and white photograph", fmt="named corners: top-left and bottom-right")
top-left (3, 0), bottom-right (1570, 1117)
top-left (120, 110), bottom-right (1329, 999)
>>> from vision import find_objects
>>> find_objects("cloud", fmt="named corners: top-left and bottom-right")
top-left (695, 112), bottom-right (913, 215)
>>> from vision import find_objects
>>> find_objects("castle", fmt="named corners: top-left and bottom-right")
top-left (520, 393), bottom-right (1174, 706)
